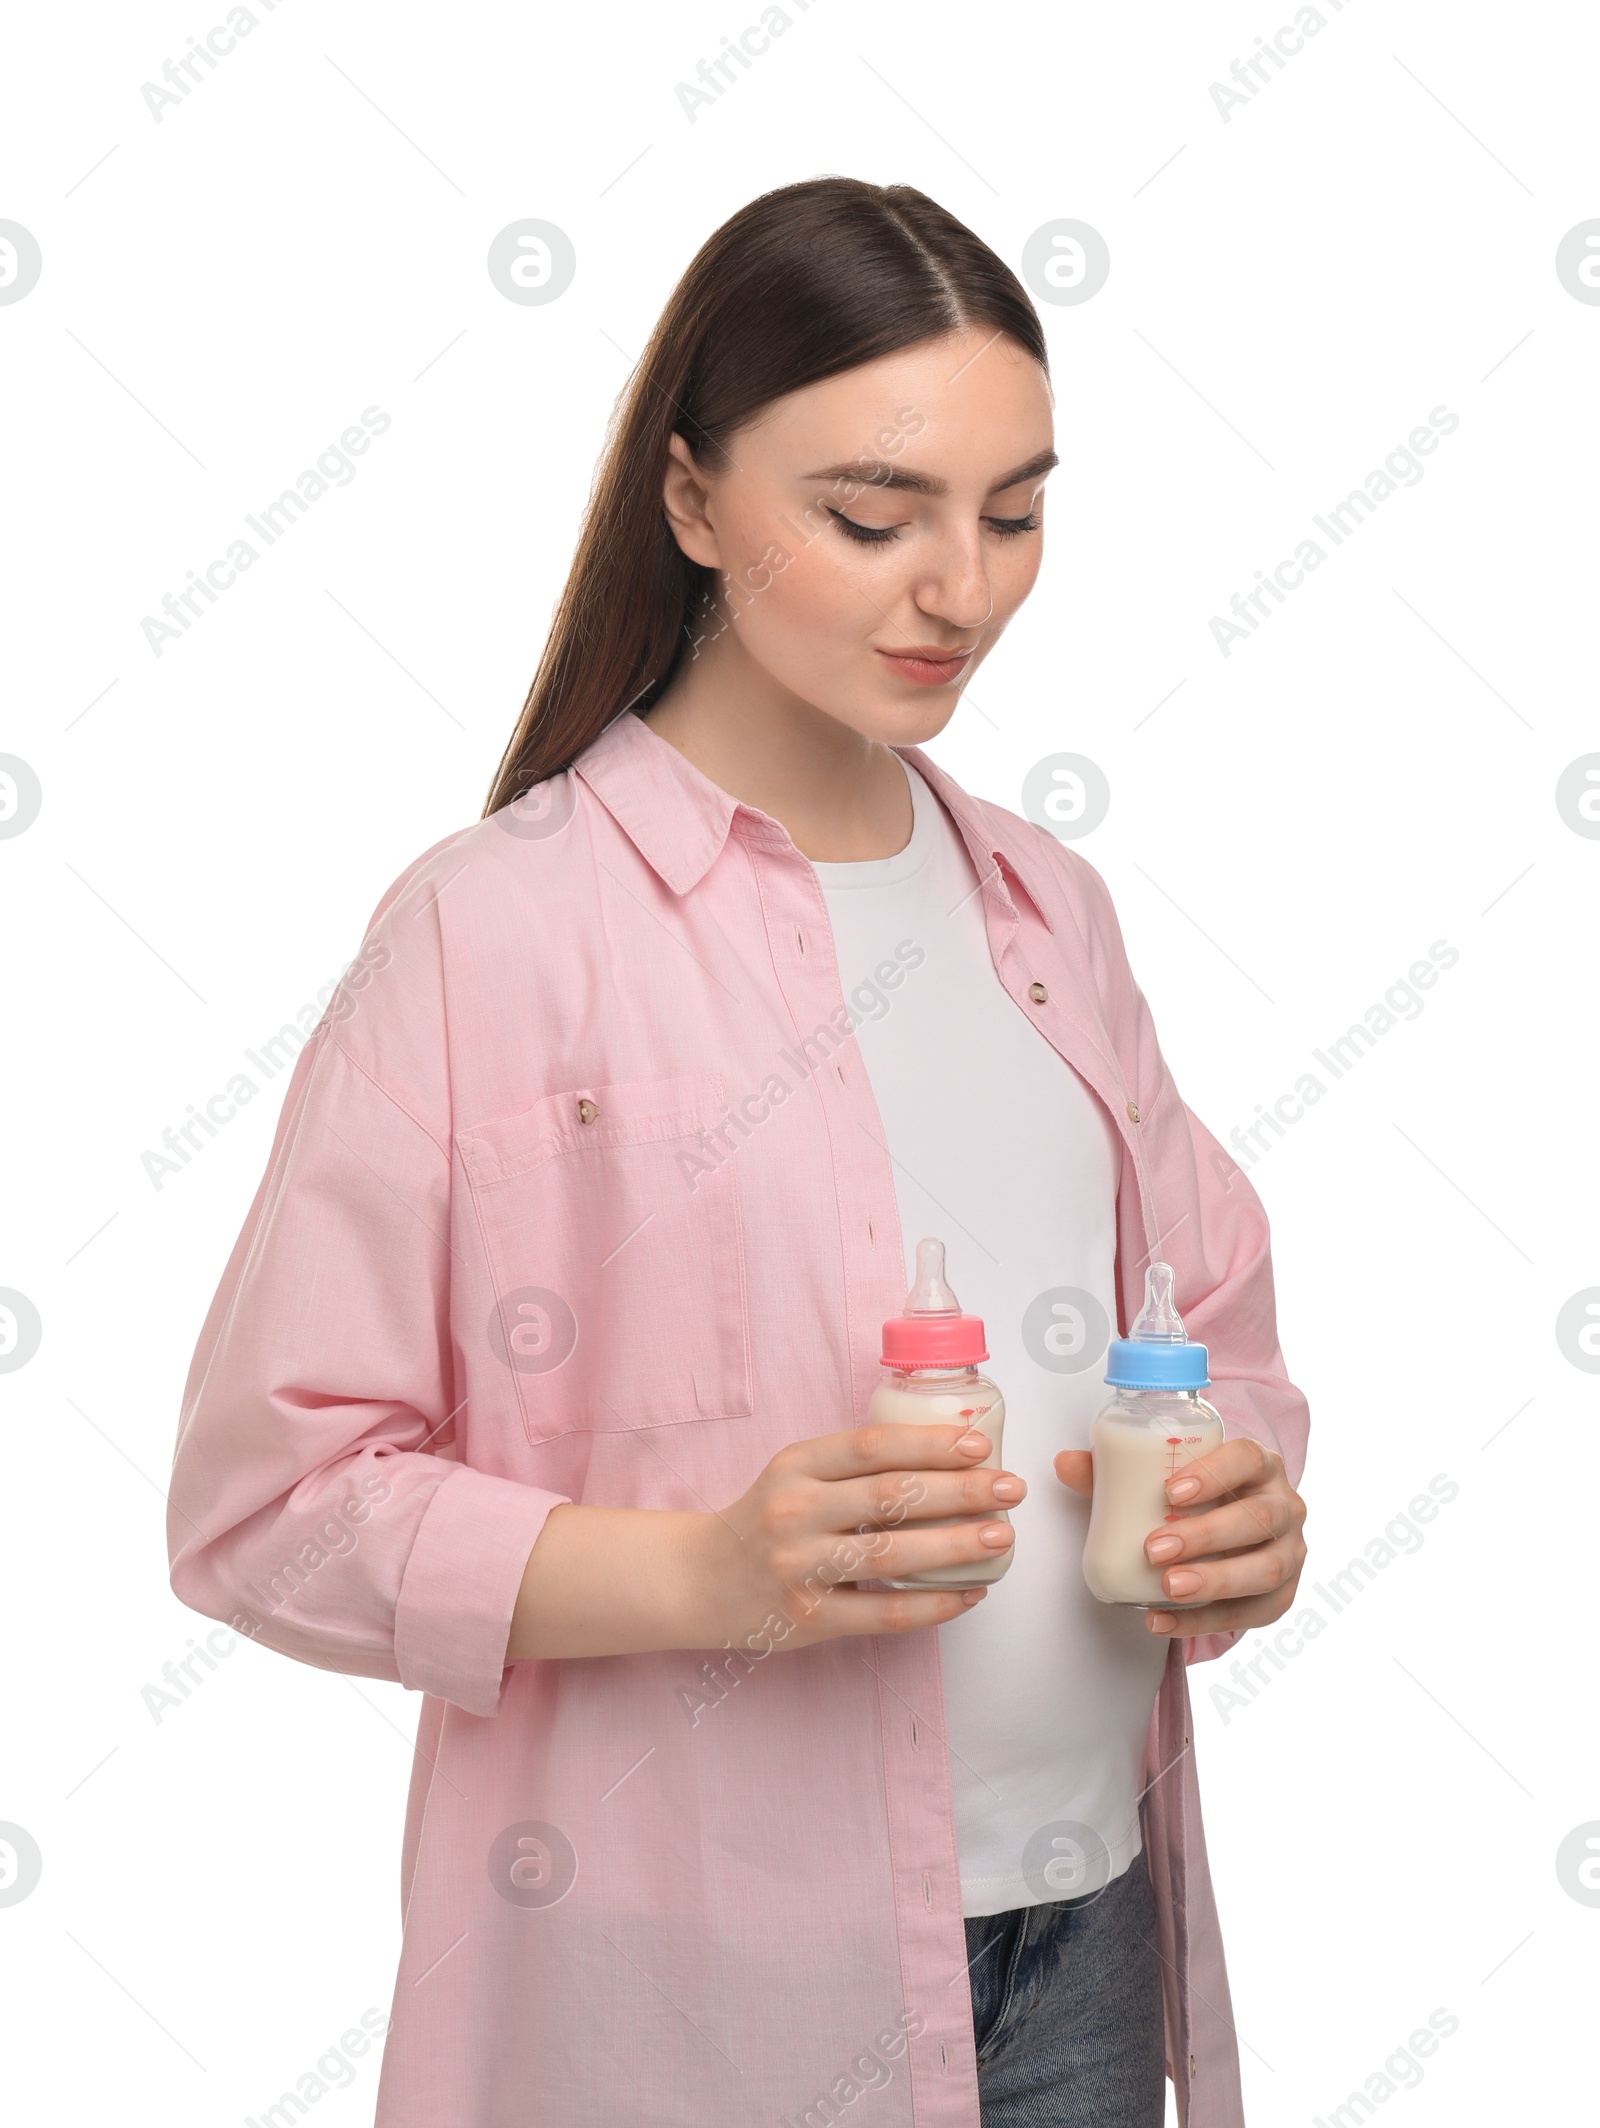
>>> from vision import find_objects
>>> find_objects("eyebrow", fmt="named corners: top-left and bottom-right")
top-left (800, 448), bottom-right (1059, 498)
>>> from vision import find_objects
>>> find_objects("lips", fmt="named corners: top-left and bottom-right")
top-left (876, 645), bottom-right (974, 687)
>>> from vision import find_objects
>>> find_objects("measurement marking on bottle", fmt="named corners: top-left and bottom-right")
top-left (1162, 1435), bottom-right (1203, 1519)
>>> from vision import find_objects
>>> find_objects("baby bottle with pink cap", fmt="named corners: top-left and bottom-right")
top-left (866, 1237), bottom-right (1012, 1589)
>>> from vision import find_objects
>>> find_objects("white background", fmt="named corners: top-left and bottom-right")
top-left (2, 2), bottom-right (1595, 2122)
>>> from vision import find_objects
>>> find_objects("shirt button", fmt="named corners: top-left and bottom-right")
top-left (1027, 982), bottom-right (1047, 1004)
top-left (576, 1097), bottom-right (598, 1124)
top-left (1126, 1101), bottom-right (1140, 1123)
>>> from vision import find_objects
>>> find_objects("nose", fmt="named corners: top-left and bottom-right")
top-left (913, 530), bottom-right (993, 633)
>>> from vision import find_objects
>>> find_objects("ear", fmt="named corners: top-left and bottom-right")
top-left (661, 432), bottom-right (724, 570)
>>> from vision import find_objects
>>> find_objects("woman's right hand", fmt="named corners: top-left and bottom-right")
top-left (506, 1422), bottom-right (1023, 1663)
top-left (686, 1422), bottom-right (1024, 1653)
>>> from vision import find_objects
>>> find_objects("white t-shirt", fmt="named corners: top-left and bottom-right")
top-left (812, 758), bottom-right (1169, 1918)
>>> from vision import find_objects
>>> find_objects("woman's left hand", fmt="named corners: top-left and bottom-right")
top-left (1054, 1437), bottom-right (1307, 1638)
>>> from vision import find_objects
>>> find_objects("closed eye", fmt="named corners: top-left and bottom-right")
top-left (827, 506), bottom-right (1042, 544)
top-left (826, 507), bottom-right (900, 545)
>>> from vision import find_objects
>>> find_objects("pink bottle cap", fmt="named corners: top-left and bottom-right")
top-left (880, 1237), bottom-right (988, 1369)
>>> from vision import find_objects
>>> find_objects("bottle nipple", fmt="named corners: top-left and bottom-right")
top-left (1129, 1262), bottom-right (1187, 1344)
top-left (1103, 1261), bottom-right (1209, 1389)
top-left (905, 1236), bottom-right (960, 1316)
top-left (880, 1237), bottom-right (989, 1369)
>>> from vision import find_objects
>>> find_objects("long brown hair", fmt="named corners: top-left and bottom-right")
top-left (483, 177), bottom-right (1047, 816)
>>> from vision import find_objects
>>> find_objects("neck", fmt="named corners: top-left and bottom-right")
top-left (642, 621), bottom-right (916, 863)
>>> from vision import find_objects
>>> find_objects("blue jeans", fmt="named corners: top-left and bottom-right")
top-left (962, 1845), bottom-right (1166, 2126)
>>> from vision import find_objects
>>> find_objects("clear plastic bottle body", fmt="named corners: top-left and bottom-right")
top-left (1081, 1387), bottom-right (1223, 1607)
top-left (865, 1363), bottom-right (1012, 1589)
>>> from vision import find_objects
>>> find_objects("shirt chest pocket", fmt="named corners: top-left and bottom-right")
top-left (457, 1073), bottom-right (753, 1442)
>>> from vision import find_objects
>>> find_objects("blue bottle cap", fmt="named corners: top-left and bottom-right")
top-left (1103, 1337), bottom-right (1210, 1390)
top-left (1103, 1262), bottom-right (1211, 1389)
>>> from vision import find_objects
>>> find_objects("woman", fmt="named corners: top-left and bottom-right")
top-left (169, 178), bottom-right (1309, 2128)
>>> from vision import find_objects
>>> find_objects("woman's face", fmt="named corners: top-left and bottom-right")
top-left (661, 327), bottom-right (1055, 746)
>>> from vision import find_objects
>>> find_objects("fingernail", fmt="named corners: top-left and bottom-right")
top-left (962, 1587), bottom-right (987, 1604)
top-left (1164, 1569), bottom-right (1202, 1597)
top-left (956, 1431), bottom-right (989, 1455)
top-left (1167, 1475), bottom-right (1200, 1501)
top-left (978, 1522), bottom-right (1013, 1547)
top-left (1147, 1611), bottom-right (1176, 1632)
top-left (991, 1477), bottom-right (1024, 1502)
top-left (1146, 1533), bottom-right (1182, 1561)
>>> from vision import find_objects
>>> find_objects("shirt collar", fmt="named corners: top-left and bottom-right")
top-left (572, 709), bottom-right (742, 895)
top-left (573, 709), bottom-right (1055, 934)
top-left (899, 742), bottom-right (1056, 937)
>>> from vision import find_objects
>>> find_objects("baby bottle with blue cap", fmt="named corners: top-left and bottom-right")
top-left (1081, 1262), bottom-right (1223, 1607)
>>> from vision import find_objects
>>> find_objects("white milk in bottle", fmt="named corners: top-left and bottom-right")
top-left (867, 1238), bottom-right (1012, 1589)
top-left (1081, 1262), bottom-right (1223, 1607)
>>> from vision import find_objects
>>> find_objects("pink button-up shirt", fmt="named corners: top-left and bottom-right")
top-left (169, 708), bottom-right (1309, 2127)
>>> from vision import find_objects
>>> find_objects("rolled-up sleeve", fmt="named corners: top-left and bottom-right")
top-left (167, 1022), bottom-right (569, 1718)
